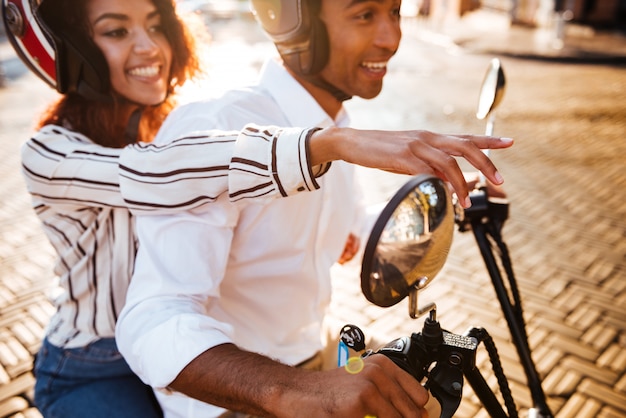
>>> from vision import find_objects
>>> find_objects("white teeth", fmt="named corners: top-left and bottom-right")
top-left (362, 61), bottom-right (387, 70)
top-left (128, 66), bottom-right (160, 77)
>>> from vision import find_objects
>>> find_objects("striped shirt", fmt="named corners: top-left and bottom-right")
top-left (21, 123), bottom-right (324, 348)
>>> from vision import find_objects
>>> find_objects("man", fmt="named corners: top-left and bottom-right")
top-left (116, 0), bottom-right (512, 416)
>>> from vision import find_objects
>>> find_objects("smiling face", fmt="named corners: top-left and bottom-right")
top-left (319, 0), bottom-right (402, 100)
top-left (87, 0), bottom-right (173, 106)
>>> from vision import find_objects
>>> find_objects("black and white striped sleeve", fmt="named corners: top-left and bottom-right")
top-left (21, 125), bottom-right (128, 209)
top-left (119, 124), bottom-right (331, 213)
top-left (229, 124), bottom-right (327, 201)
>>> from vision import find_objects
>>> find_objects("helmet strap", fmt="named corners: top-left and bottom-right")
top-left (124, 107), bottom-right (144, 145)
top-left (303, 74), bottom-right (352, 102)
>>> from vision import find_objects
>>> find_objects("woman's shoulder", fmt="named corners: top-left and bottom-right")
top-left (22, 124), bottom-right (95, 160)
top-left (35, 124), bottom-right (89, 141)
top-left (32, 124), bottom-right (93, 144)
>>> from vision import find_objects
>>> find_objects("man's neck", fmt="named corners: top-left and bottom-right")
top-left (286, 67), bottom-right (343, 121)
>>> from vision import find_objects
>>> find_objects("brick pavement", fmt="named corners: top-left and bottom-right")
top-left (328, 19), bottom-right (626, 418)
top-left (0, 62), bottom-right (57, 416)
top-left (0, 10), bottom-right (625, 418)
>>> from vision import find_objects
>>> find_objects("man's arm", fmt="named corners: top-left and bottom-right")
top-left (171, 343), bottom-right (429, 418)
top-left (115, 200), bottom-right (429, 417)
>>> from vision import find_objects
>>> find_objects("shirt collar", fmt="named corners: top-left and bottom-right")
top-left (258, 59), bottom-right (350, 128)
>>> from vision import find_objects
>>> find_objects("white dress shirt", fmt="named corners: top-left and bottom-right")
top-left (116, 59), bottom-right (365, 417)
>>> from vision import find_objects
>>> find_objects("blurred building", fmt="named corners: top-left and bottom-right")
top-left (411, 0), bottom-right (626, 29)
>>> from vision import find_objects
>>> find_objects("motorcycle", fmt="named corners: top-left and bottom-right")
top-left (344, 59), bottom-right (554, 418)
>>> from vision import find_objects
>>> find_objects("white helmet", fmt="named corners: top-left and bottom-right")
top-left (250, 0), bottom-right (329, 76)
top-left (250, 0), bottom-right (354, 101)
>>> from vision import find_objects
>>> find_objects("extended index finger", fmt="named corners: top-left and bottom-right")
top-left (458, 135), bottom-right (514, 150)
top-left (448, 135), bottom-right (513, 186)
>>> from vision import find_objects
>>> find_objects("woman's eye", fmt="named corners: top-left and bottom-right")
top-left (104, 28), bottom-right (127, 38)
top-left (356, 11), bottom-right (373, 21)
top-left (149, 24), bottom-right (165, 34)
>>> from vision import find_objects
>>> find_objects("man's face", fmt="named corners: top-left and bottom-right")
top-left (319, 0), bottom-right (402, 100)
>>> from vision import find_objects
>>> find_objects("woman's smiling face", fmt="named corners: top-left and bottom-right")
top-left (87, 0), bottom-right (173, 106)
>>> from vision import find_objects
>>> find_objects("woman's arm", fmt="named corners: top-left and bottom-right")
top-left (308, 127), bottom-right (513, 208)
top-left (22, 124), bottom-right (322, 213)
top-left (24, 123), bottom-right (512, 214)
top-left (119, 125), bottom-right (323, 213)
top-left (21, 125), bottom-right (129, 209)
top-left (119, 124), bottom-right (513, 214)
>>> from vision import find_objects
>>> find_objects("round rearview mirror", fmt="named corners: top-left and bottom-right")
top-left (476, 58), bottom-right (506, 120)
top-left (361, 175), bottom-right (455, 307)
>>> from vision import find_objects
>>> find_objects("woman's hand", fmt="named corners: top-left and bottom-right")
top-left (309, 127), bottom-right (514, 209)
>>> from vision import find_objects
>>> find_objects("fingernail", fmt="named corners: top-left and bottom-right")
top-left (464, 196), bottom-right (472, 208)
top-left (500, 137), bottom-right (514, 143)
top-left (495, 171), bottom-right (504, 184)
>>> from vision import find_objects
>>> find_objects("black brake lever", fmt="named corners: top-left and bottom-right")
top-left (426, 362), bottom-right (464, 418)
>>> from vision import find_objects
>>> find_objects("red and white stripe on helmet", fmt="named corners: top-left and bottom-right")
top-left (2, 0), bottom-right (57, 88)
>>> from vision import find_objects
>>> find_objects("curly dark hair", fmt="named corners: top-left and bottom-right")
top-left (37, 0), bottom-right (204, 147)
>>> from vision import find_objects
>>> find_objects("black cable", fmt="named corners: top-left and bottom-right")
top-left (467, 327), bottom-right (519, 418)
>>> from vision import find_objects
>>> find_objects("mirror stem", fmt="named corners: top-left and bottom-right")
top-left (485, 113), bottom-right (496, 136)
top-left (409, 286), bottom-right (437, 319)
top-left (478, 113), bottom-right (497, 186)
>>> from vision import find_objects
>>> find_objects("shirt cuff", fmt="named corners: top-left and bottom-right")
top-left (271, 126), bottom-right (328, 196)
top-left (229, 125), bottom-right (330, 201)
top-left (305, 128), bottom-right (332, 179)
top-left (121, 313), bottom-right (234, 389)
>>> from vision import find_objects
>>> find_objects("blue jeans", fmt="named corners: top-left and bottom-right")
top-left (34, 337), bottom-right (162, 418)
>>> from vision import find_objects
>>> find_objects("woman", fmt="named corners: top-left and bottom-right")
top-left (3, 0), bottom-right (511, 416)
top-left (12, 0), bottom-right (200, 416)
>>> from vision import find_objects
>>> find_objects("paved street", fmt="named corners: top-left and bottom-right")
top-left (333, 16), bottom-right (626, 418)
top-left (0, 10), bottom-right (625, 418)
